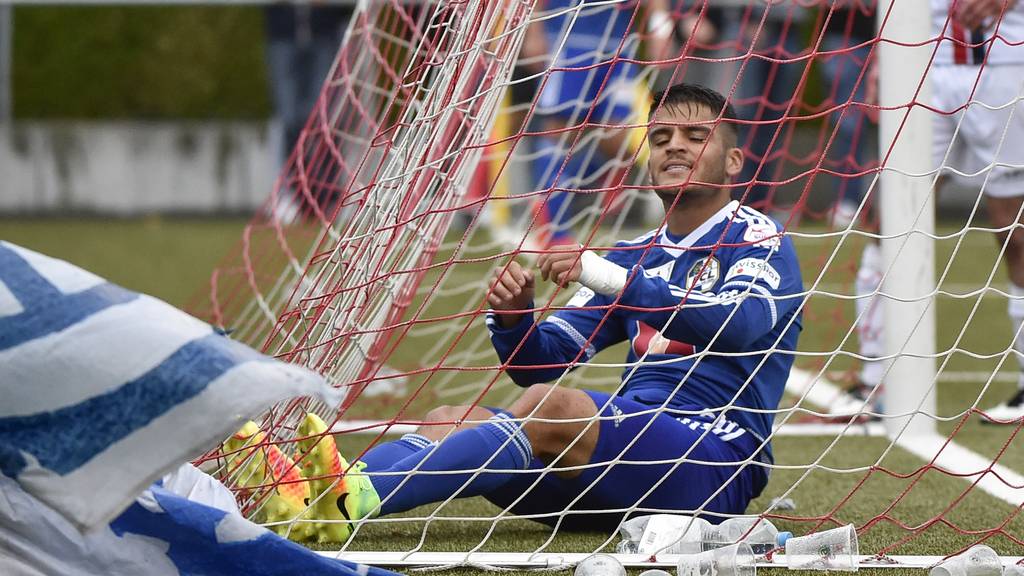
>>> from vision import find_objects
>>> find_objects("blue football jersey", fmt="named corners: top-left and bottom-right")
top-left (488, 201), bottom-right (804, 464)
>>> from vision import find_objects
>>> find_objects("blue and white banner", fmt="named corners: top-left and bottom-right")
top-left (0, 242), bottom-right (391, 575)
top-left (0, 467), bottom-right (397, 576)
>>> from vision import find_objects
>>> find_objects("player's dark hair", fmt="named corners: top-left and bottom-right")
top-left (649, 83), bottom-right (738, 144)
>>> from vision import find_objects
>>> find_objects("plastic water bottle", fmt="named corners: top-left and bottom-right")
top-left (702, 517), bottom-right (791, 555)
top-left (574, 554), bottom-right (626, 576)
top-left (615, 540), bottom-right (638, 554)
top-left (620, 514), bottom-right (792, 556)
top-left (635, 515), bottom-right (714, 554)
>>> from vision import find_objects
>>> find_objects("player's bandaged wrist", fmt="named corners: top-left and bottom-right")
top-left (648, 10), bottom-right (672, 37)
top-left (578, 250), bottom-right (628, 295)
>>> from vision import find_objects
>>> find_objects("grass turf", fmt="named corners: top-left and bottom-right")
top-left (3, 216), bottom-right (1021, 573)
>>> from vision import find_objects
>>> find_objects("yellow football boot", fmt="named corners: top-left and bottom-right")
top-left (224, 421), bottom-right (315, 541)
top-left (296, 412), bottom-right (381, 543)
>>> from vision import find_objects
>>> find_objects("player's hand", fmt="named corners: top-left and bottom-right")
top-left (537, 246), bottom-right (583, 288)
top-left (679, 14), bottom-right (717, 48)
top-left (954, 0), bottom-right (1017, 30)
top-left (487, 260), bottom-right (535, 328)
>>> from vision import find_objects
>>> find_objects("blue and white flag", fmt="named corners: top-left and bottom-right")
top-left (0, 242), bottom-right (392, 575)
top-left (1, 466), bottom-right (397, 576)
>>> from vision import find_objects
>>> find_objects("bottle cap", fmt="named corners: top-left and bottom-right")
top-left (776, 531), bottom-right (793, 547)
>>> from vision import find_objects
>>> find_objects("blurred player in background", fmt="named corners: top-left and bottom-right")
top-left (714, 1), bottom-right (807, 218)
top-left (818, 1), bottom-right (878, 229)
top-left (849, 0), bottom-right (1024, 422)
top-left (522, 0), bottom-right (646, 247)
top-left (265, 2), bottom-right (352, 220)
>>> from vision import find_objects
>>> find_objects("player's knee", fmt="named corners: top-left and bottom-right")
top-left (514, 384), bottom-right (593, 431)
top-left (422, 405), bottom-right (461, 424)
top-left (509, 385), bottom-right (599, 467)
top-left (1005, 227), bottom-right (1024, 258)
top-left (513, 384), bottom-right (581, 420)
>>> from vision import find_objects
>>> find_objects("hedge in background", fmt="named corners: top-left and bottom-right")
top-left (13, 6), bottom-right (270, 119)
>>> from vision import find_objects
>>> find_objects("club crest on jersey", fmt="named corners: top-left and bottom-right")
top-left (686, 256), bottom-right (720, 292)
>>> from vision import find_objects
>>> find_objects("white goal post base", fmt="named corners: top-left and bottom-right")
top-left (319, 551), bottom-right (1024, 570)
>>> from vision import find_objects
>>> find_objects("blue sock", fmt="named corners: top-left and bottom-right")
top-left (359, 433), bottom-right (434, 471)
top-left (366, 414), bottom-right (534, 515)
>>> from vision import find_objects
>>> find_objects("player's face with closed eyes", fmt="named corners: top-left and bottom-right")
top-left (647, 103), bottom-right (743, 204)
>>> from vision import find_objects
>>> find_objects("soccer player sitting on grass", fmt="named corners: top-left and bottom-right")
top-left (233, 83), bottom-right (804, 542)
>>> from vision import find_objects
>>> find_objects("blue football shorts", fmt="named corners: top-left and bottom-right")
top-left (485, 390), bottom-right (769, 531)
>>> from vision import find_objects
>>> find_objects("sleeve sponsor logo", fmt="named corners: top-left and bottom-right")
top-left (567, 286), bottom-right (596, 308)
top-left (725, 258), bottom-right (781, 289)
top-left (742, 223), bottom-right (781, 249)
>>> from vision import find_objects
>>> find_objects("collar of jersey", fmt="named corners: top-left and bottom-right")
top-left (656, 200), bottom-right (740, 257)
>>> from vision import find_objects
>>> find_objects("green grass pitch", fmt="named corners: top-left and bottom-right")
top-left (3, 216), bottom-right (1020, 574)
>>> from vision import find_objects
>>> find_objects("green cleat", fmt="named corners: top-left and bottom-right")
top-left (296, 413), bottom-right (381, 543)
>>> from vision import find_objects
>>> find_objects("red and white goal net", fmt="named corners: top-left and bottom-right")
top-left (191, 0), bottom-right (1023, 569)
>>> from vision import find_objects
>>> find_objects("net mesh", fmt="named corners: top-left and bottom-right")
top-left (190, 0), bottom-right (1024, 564)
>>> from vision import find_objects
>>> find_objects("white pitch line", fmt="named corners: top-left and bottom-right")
top-left (933, 371), bottom-right (1018, 383)
top-left (783, 369), bottom-right (1024, 506)
top-left (784, 366), bottom-right (848, 409)
top-left (894, 432), bottom-right (1024, 507)
top-left (812, 283), bottom-right (1010, 294)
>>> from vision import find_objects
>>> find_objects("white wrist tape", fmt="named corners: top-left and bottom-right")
top-left (579, 250), bottom-right (628, 295)
top-left (648, 10), bottom-right (673, 37)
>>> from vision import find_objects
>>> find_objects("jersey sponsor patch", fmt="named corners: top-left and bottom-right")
top-left (567, 286), bottom-right (596, 308)
top-left (725, 258), bottom-right (781, 289)
top-left (632, 321), bottom-right (696, 357)
top-left (685, 256), bottom-right (720, 292)
top-left (742, 223), bottom-right (781, 249)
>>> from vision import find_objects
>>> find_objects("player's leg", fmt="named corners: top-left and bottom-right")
top-left (832, 236), bottom-right (885, 417)
top-left (486, 391), bottom-right (767, 532)
top-left (854, 239), bottom-right (885, 408)
top-left (843, 65), bottom-right (962, 417)
top-left (983, 193), bottom-right (1024, 422)
top-left (730, 17), bottom-right (802, 215)
top-left (350, 385), bottom-right (598, 519)
top-left (357, 404), bottom-right (494, 470)
top-left (532, 66), bottom-right (589, 247)
top-left (355, 406), bottom-right (536, 517)
top-left (961, 63), bottom-right (1024, 423)
top-left (820, 32), bottom-right (873, 229)
top-left (508, 384), bottom-right (601, 475)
